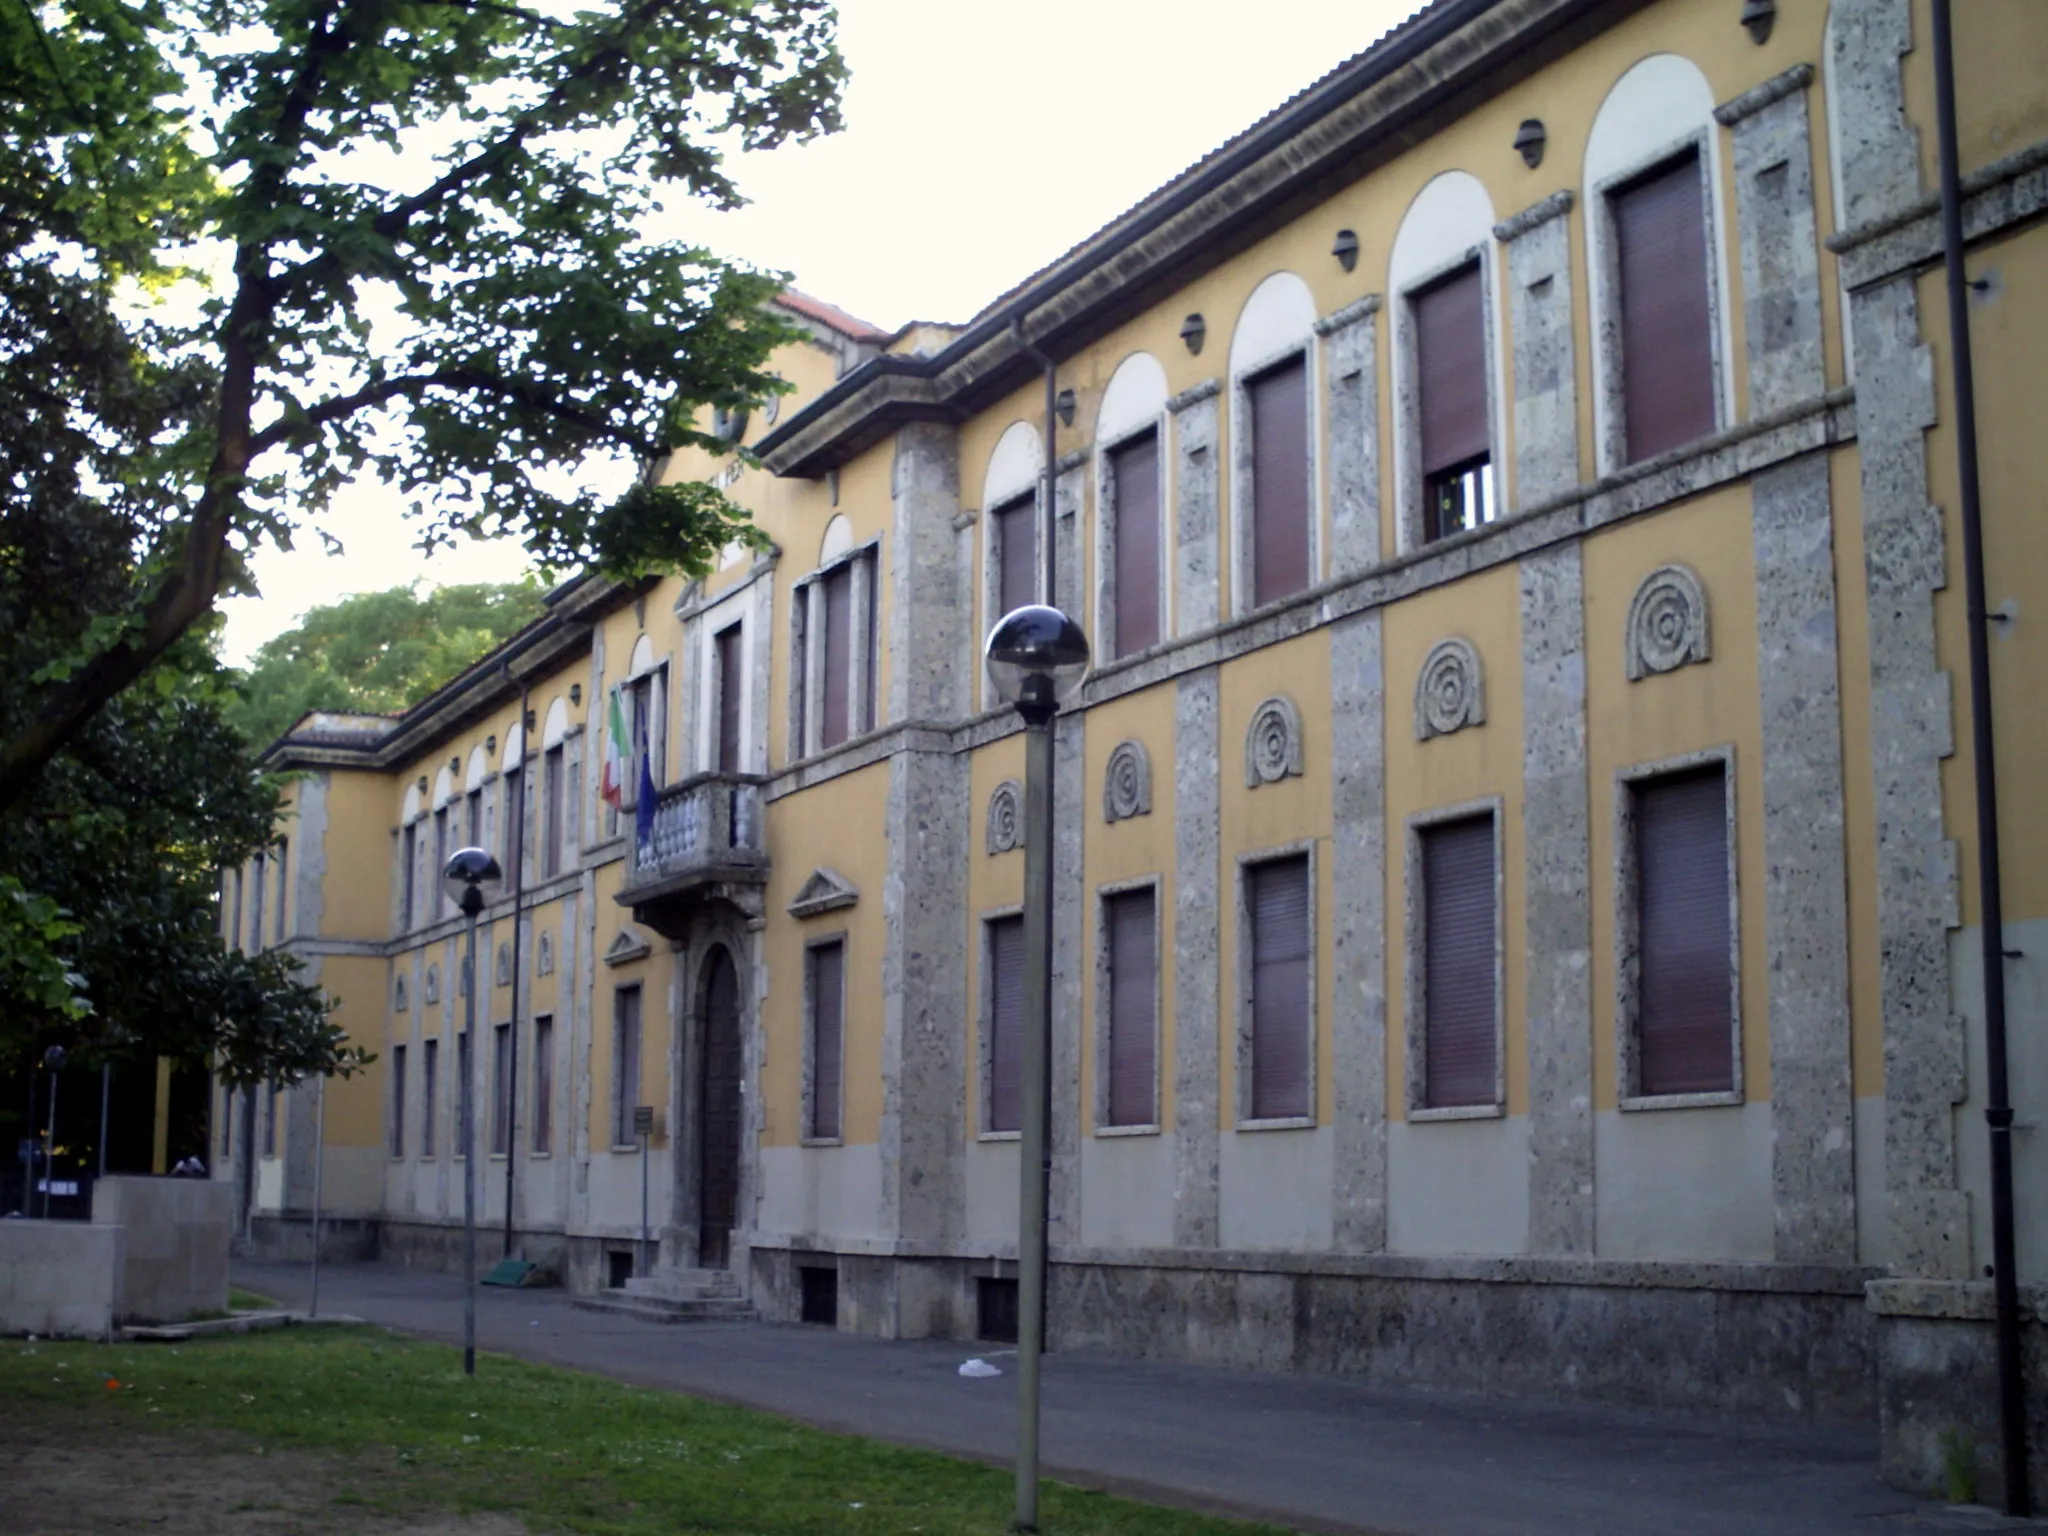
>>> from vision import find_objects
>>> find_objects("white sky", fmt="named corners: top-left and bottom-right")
top-left (218, 0), bottom-right (1422, 664)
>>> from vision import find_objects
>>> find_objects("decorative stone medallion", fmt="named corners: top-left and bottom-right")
top-left (536, 931), bottom-right (555, 977)
top-left (986, 780), bottom-right (1023, 855)
top-left (1244, 696), bottom-right (1306, 787)
top-left (1415, 637), bottom-right (1485, 740)
top-left (423, 963), bottom-right (440, 1005)
top-left (1103, 740), bottom-right (1153, 823)
top-left (1626, 563), bottom-right (1711, 680)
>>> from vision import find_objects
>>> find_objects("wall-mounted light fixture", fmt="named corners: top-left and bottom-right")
top-left (569, 683), bottom-right (582, 706)
top-left (1739, 0), bottom-right (1775, 44)
top-left (417, 775), bottom-right (429, 793)
top-left (1331, 229), bottom-right (1359, 272)
top-left (485, 734), bottom-right (496, 756)
top-left (1054, 388), bottom-right (1077, 428)
top-left (524, 710), bottom-right (536, 733)
top-left (1514, 119), bottom-right (1547, 169)
top-left (1180, 313), bottom-right (1206, 355)
top-left (449, 756), bottom-right (460, 776)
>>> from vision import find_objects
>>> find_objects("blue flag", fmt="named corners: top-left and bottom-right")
top-left (635, 744), bottom-right (658, 860)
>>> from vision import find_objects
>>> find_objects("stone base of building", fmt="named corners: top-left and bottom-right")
top-left (241, 1212), bottom-right (381, 1265)
top-left (749, 1240), bottom-right (1882, 1423)
top-left (1868, 1280), bottom-right (2048, 1502)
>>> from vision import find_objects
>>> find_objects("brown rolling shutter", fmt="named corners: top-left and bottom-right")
top-left (820, 561), bottom-right (853, 749)
top-left (988, 915), bottom-right (1025, 1133)
top-left (1415, 262), bottom-right (1489, 476)
top-left (861, 551), bottom-right (880, 732)
top-left (1249, 356), bottom-right (1311, 608)
top-left (994, 495), bottom-right (1036, 619)
top-left (532, 1015), bottom-right (553, 1154)
top-left (1110, 433), bottom-right (1161, 658)
top-left (391, 1044), bottom-right (407, 1158)
top-left (1248, 855), bottom-right (1311, 1119)
top-left (1636, 765), bottom-right (1734, 1095)
top-left (789, 594), bottom-right (808, 756)
top-left (1422, 815), bottom-right (1497, 1109)
top-left (1614, 152), bottom-right (1716, 462)
top-left (1105, 887), bottom-right (1158, 1126)
top-left (542, 747), bottom-right (563, 878)
top-left (715, 623), bottom-right (743, 774)
top-left (809, 941), bottom-right (845, 1140)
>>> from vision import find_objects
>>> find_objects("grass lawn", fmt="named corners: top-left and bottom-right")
top-left (229, 1286), bottom-right (281, 1311)
top-left (0, 1328), bottom-right (1291, 1535)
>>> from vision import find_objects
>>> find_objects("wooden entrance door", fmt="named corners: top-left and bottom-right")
top-left (696, 946), bottom-right (742, 1269)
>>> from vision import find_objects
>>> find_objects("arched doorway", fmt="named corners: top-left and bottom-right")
top-left (696, 945), bottom-right (743, 1268)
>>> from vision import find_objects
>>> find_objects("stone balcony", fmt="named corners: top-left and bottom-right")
top-left (616, 772), bottom-right (770, 936)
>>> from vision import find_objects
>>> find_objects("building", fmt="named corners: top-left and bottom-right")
top-left (218, 0), bottom-right (2048, 1496)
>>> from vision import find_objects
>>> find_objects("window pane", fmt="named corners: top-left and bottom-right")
top-left (1248, 856), bottom-right (1311, 1119)
top-left (988, 916), bottom-right (1025, 1133)
top-left (1111, 433), bottom-right (1161, 658)
top-left (716, 624), bottom-right (744, 774)
top-left (613, 987), bottom-right (642, 1146)
top-left (821, 562), bottom-right (854, 749)
top-left (533, 1016), bottom-right (554, 1154)
top-left (1422, 816), bottom-right (1497, 1108)
top-left (1248, 357), bottom-right (1311, 607)
top-left (994, 495), bottom-right (1036, 619)
top-left (1636, 766), bottom-right (1733, 1094)
top-left (1105, 887), bottom-right (1158, 1127)
top-left (809, 942), bottom-right (845, 1140)
top-left (1615, 151), bottom-right (1716, 461)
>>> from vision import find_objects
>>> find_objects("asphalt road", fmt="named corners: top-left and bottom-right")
top-left (235, 1259), bottom-right (2023, 1536)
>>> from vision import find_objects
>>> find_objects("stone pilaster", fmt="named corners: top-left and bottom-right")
top-left (1827, 0), bottom-right (1922, 233)
top-left (1172, 667), bottom-right (1222, 1246)
top-left (888, 423), bottom-right (963, 725)
top-left (1049, 711), bottom-right (1085, 1244)
top-left (880, 744), bottom-right (969, 1245)
top-left (1718, 68), bottom-right (1827, 417)
top-left (1329, 613), bottom-right (1388, 1250)
top-left (1520, 543), bottom-right (1595, 1256)
top-left (1752, 454), bottom-right (1857, 1264)
top-left (1315, 297), bottom-right (1382, 578)
top-left (1170, 381), bottom-right (1222, 637)
top-left (1495, 191), bottom-right (1580, 509)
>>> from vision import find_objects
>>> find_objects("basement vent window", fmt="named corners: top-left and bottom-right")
top-left (606, 1250), bottom-right (635, 1290)
top-left (799, 1265), bottom-right (839, 1327)
top-left (977, 1276), bottom-right (1019, 1344)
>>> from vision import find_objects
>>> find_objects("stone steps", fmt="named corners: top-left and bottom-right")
top-left (570, 1291), bottom-right (754, 1325)
top-left (622, 1267), bottom-right (746, 1304)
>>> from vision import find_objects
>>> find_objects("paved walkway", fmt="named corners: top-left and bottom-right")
top-left (236, 1259), bottom-right (2022, 1536)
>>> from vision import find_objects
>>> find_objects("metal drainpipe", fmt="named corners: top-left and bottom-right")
top-left (502, 671), bottom-right (531, 1258)
top-left (1931, 0), bottom-right (2029, 1515)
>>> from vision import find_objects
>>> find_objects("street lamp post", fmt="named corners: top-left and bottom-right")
top-left (443, 847), bottom-right (505, 1377)
top-left (40, 1045), bottom-right (65, 1219)
top-left (984, 604), bottom-right (1090, 1534)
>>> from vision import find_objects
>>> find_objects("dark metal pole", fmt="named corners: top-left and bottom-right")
top-left (97, 1063), bottom-right (110, 1179)
top-left (503, 678), bottom-right (530, 1258)
top-left (639, 1122), bottom-right (651, 1277)
top-left (1013, 712), bottom-right (1054, 1532)
top-left (19, 1059), bottom-right (35, 1216)
top-left (462, 894), bottom-right (481, 1376)
top-left (41, 1066), bottom-right (59, 1220)
top-left (1931, 0), bottom-right (2029, 1514)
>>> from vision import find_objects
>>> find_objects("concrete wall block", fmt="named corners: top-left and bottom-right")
top-left (1173, 669), bottom-right (1223, 1247)
top-left (1519, 545), bottom-right (1595, 1257)
top-left (93, 1175), bottom-right (232, 1324)
top-left (0, 1221), bottom-right (121, 1337)
top-left (1877, 1312), bottom-right (2048, 1499)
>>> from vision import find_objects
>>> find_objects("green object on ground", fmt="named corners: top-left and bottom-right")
top-left (480, 1259), bottom-right (536, 1288)
top-left (0, 1330), bottom-right (1278, 1534)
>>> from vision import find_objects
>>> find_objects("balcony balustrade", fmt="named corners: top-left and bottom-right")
top-left (617, 772), bottom-right (769, 934)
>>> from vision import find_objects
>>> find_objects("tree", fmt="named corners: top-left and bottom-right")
top-left (0, 0), bottom-right (845, 810)
top-left (230, 581), bottom-right (549, 747)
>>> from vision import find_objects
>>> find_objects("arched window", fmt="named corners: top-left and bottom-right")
top-left (1585, 55), bottom-right (1732, 470)
top-left (1228, 272), bottom-right (1317, 613)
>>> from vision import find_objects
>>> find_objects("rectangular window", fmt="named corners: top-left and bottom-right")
top-left (491, 1022), bottom-right (512, 1156)
top-left (820, 561), bottom-right (854, 750)
top-left (248, 857), bottom-right (267, 951)
top-left (465, 787), bottom-right (483, 851)
top-left (1613, 150), bottom-right (1716, 462)
top-left (993, 493), bottom-right (1036, 620)
top-left (1104, 886), bottom-right (1158, 1128)
top-left (1248, 355), bottom-right (1311, 608)
top-left (715, 623), bottom-right (744, 774)
top-left (1247, 855), bottom-right (1312, 1120)
top-left (1414, 261), bottom-right (1495, 542)
top-left (1110, 432), bottom-right (1161, 658)
top-left (541, 747), bottom-right (564, 879)
top-left (986, 914), bottom-right (1025, 1134)
top-left (789, 593), bottom-right (808, 761)
top-left (861, 551), bottom-right (879, 735)
top-left (432, 806), bottom-right (449, 918)
top-left (422, 1038), bottom-right (439, 1157)
top-left (1634, 764), bottom-right (1734, 1095)
top-left (273, 839), bottom-right (289, 943)
top-left (390, 1044), bottom-right (407, 1158)
top-left (808, 940), bottom-right (845, 1141)
top-left (612, 986), bottom-right (642, 1147)
top-left (399, 823), bottom-right (417, 929)
top-left (1420, 815), bottom-right (1498, 1109)
top-left (532, 1015), bottom-right (553, 1154)
top-left (502, 769), bottom-right (523, 890)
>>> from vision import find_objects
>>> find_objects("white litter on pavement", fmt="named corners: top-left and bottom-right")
top-left (958, 1358), bottom-right (1002, 1378)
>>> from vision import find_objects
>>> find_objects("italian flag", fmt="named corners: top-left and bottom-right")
top-left (599, 691), bottom-right (629, 809)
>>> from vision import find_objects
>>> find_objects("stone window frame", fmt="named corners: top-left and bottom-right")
top-left (1228, 335), bottom-right (1323, 620)
top-left (800, 929), bottom-right (850, 1148)
top-left (1232, 838), bottom-right (1320, 1132)
top-left (1092, 414), bottom-right (1170, 664)
top-left (1403, 795), bottom-right (1507, 1122)
top-left (976, 903), bottom-right (1026, 1143)
top-left (1093, 874), bottom-right (1164, 1137)
top-left (787, 535), bottom-right (881, 763)
top-left (1613, 744), bottom-right (1744, 1112)
top-left (1586, 125), bottom-right (1734, 477)
top-left (1392, 240), bottom-right (1506, 555)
